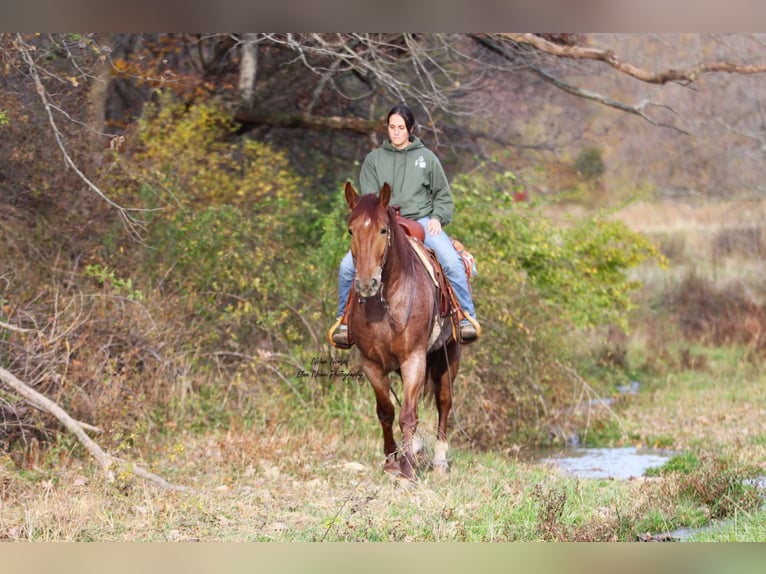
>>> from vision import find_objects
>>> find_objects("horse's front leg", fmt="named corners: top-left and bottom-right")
top-left (361, 360), bottom-right (398, 472)
top-left (398, 353), bottom-right (427, 480)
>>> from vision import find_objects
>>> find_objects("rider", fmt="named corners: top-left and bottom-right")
top-left (331, 103), bottom-right (480, 347)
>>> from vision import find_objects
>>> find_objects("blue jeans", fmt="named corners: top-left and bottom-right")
top-left (336, 216), bottom-right (476, 319)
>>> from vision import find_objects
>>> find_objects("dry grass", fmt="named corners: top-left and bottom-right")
top-left (621, 361), bottom-right (766, 459)
top-left (2, 343), bottom-right (764, 543)
top-left (0, 432), bottom-right (655, 542)
top-left (612, 198), bottom-right (766, 298)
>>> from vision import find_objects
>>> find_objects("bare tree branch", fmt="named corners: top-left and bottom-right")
top-left (13, 34), bottom-right (149, 241)
top-left (471, 33), bottom-right (690, 134)
top-left (528, 65), bottom-right (689, 135)
top-left (499, 33), bottom-right (766, 84)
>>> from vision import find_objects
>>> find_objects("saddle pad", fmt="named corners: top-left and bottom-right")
top-left (407, 237), bottom-right (439, 287)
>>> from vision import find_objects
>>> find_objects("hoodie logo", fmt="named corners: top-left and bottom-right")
top-left (414, 155), bottom-right (426, 168)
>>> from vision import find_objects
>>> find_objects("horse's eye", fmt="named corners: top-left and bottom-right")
top-left (348, 228), bottom-right (353, 236)
top-left (380, 226), bottom-right (388, 235)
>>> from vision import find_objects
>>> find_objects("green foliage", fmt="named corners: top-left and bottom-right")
top-left (84, 264), bottom-right (144, 301)
top-left (441, 162), bottom-right (666, 444)
top-left (111, 95), bottom-right (319, 350)
top-left (574, 147), bottom-right (605, 180)
top-left (307, 189), bottom-right (356, 302)
top-left (149, 204), bottom-right (265, 301)
top-left (451, 165), bottom-right (665, 332)
top-left (133, 96), bottom-right (307, 221)
top-left (0, 110), bottom-right (8, 127)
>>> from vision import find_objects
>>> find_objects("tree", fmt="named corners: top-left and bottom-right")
top-left (476, 33), bottom-right (766, 132)
top-left (4, 32), bottom-right (766, 471)
top-left (7, 32), bottom-right (766, 204)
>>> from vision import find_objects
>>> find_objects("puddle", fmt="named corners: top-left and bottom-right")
top-left (535, 447), bottom-right (766, 540)
top-left (538, 447), bottom-right (672, 480)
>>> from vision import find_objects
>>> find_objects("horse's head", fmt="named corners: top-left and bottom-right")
top-left (345, 182), bottom-right (392, 298)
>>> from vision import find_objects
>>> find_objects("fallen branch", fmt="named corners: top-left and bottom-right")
top-left (0, 365), bottom-right (187, 491)
top-left (0, 320), bottom-right (37, 334)
top-left (234, 109), bottom-right (382, 135)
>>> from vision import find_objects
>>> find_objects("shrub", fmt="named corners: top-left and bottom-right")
top-left (451, 165), bottom-right (664, 332)
top-left (446, 164), bottom-right (665, 445)
top-left (109, 96), bottom-right (318, 353)
top-left (668, 271), bottom-right (766, 349)
top-left (574, 147), bottom-right (605, 180)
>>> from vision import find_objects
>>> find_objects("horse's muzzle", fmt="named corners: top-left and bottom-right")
top-left (355, 271), bottom-right (382, 298)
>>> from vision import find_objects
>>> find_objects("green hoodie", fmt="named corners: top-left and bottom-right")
top-left (358, 136), bottom-right (454, 226)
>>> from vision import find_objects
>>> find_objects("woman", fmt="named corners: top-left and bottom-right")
top-left (331, 104), bottom-right (479, 347)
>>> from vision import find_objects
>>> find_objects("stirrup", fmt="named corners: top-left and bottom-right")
top-left (328, 318), bottom-right (352, 349)
top-left (459, 315), bottom-right (481, 345)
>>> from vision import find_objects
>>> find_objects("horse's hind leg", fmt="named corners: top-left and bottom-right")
top-left (432, 341), bottom-right (459, 474)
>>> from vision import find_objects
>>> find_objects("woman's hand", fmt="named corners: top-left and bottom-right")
top-left (427, 217), bottom-right (442, 235)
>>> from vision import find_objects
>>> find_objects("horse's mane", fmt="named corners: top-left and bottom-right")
top-left (385, 204), bottom-right (421, 279)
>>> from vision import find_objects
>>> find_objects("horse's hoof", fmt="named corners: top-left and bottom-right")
top-left (398, 456), bottom-right (417, 480)
top-left (432, 461), bottom-right (449, 475)
top-left (383, 457), bottom-right (399, 474)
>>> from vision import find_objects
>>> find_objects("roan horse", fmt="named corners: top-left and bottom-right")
top-left (343, 181), bottom-right (460, 481)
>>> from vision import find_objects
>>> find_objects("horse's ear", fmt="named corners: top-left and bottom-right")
top-left (379, 183), bottom-right (391, 209)
top-left (344, 182), bottom-right (358, 209)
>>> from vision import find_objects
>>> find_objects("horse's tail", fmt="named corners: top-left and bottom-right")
top-left (423, 279), bottom-right (457, 407)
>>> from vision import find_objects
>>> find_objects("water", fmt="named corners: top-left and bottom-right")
top-left (533, 445), bottom-right (766, 541)
top-left (539, 446), bottom-right (672, 480)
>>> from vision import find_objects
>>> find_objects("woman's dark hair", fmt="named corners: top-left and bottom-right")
top-left (387, 104), bottom-right (416, 137)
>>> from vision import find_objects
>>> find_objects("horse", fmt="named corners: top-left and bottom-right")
top-left (343, 181), bottom-right (461, 481)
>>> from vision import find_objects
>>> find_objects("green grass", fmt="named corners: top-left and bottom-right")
top-left (646, 452), bottom-right (701, 476)
top-left (2, 343), bottom-right (765, 541)
top-left (684, 510), bottom-right (766, 542)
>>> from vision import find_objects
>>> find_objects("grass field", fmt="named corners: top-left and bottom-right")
top-left (2, 198), bottom-right (765, 542)
top-left (1, 340), bottom-right (763, 542)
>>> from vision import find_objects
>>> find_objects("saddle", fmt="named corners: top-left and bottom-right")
top-left (407, 237), bottom-right (463, 343)
top-left (393, 207), bottom-right (475, 286)
top-left (393, 207), bottom-right (426, 243)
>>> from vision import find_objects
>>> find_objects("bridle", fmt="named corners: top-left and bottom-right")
top-left (355, 217), bottom-right (415, 330)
